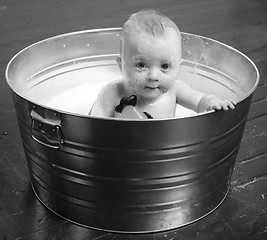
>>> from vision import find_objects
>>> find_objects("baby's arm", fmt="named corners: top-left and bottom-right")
top-left (198, 94), bottom-right (236, 112)
top-left (175, 81), bottom-right (236, 113)
top-left (89, 81), bottom-right (120, 117)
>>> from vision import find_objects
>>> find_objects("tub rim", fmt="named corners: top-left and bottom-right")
top-left (5, 27), bottom-right (260, 122)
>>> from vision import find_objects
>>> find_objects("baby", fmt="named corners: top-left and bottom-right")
top-left (89, 10), bottom-right (236, 119)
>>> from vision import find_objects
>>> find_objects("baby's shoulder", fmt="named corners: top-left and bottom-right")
top-left (174, 80), bottom-right (192, 93)
top-left (102, 79), bottom-right (122, 90)
top-left (98, 79), bottom-right (126, 103)
top-left (99, 79), bottom-right (123, 96)
top-left (175, 80), bottom-right (189, 87)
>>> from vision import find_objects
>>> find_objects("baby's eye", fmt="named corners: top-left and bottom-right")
top-left (136, 62), bottom-right (146, 69)
top-left (161, 63), bottom-right (170, 70)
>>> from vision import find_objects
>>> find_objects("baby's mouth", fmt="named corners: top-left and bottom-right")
top-left (145, 86), bottom-right (159, 90)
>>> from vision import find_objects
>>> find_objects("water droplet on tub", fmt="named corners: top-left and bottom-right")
top-left (205, 41), bottom-right (209, 46)
top-left (63, 44), bottom-right (66, 48)
top-left (87, 43), bottom-right (90, 47)
top-left (183, 36), bottom-right (190, 43)
top-left (199, 55), bottom-right (208, 64)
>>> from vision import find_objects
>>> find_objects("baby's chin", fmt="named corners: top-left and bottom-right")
top-left (139, 87), bottom-right (166, 101)
top-left (124, 82), bottom-right (167, 100)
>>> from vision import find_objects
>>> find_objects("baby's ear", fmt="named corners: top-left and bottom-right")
top-left (116, 56), bottom-right (122, 71)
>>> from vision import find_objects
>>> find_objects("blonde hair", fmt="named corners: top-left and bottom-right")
top-left (119, 10), bottom-right (181, 54)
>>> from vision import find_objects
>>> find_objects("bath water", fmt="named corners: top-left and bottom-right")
top-left (24, 55), bottom-right (246, 117)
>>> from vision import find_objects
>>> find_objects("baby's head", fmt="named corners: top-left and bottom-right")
top-left (118, 10), bottom-right (181, 55)
top-left (117, 10), bottom-right (182, 102)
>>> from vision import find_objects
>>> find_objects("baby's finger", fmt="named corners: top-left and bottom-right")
top-left (231, 99), bottom-right (237, 105)
top-left (229, 102), bottom-right (235, 109)
top-left (226, 99), bottom-right (236, 109)
top-left (229, 99), bottom-right (237, 109)
top-left (221, 102), bottom-right (229, 110)
top-left (211, 103), bottom-right (222, 111)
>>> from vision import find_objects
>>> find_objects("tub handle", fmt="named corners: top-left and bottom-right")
top-left (30, 109), bottom-right (63, 149)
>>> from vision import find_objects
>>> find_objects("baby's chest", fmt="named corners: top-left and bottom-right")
top-left (137, 96), bottom-right (177, 119)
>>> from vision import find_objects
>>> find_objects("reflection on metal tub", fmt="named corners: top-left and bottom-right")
top-left (5, 28), bottom-right (259, 233)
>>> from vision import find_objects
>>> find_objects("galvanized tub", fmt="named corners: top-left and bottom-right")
top-left (5, 28), bottom-right (259, 233)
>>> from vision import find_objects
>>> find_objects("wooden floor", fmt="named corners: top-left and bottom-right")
top-left (0, 0), bottom-right (267, 239)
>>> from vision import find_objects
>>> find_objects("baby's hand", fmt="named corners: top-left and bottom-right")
top-left (208, 99), bottom-right (236, 111)
top-left (199, 95), bottom-right (236, 112)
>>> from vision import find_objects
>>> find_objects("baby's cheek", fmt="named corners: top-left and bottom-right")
top-left (132, 77), bottom-right (144, 91)
top-left (130, 72), bottom-right (145, 84)
top-left (125, 75), bottom-right (142, 92)
top-left (163, 75), bottom-right (176, 87)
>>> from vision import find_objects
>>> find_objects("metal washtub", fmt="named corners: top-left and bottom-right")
top-left (5, 28), bottom-right (259, 233)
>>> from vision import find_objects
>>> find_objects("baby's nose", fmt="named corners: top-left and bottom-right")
top-left (148, 68), bottom-right (159, 81)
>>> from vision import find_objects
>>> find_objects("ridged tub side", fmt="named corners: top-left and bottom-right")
top-left (12, 92), bottom-right (252, 233)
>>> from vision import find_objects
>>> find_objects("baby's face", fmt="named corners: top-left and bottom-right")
top-left (118, 28), bottom-right (182, 102)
